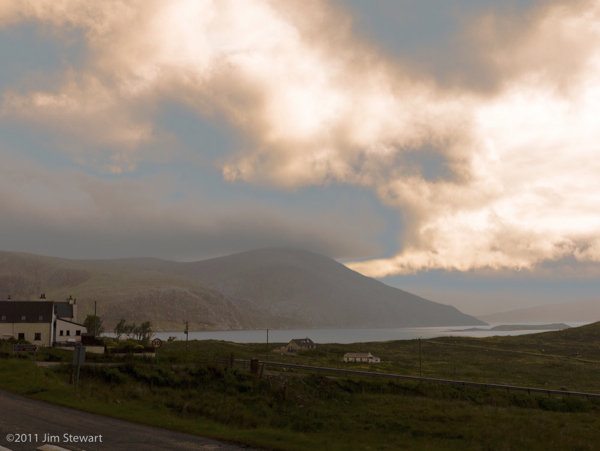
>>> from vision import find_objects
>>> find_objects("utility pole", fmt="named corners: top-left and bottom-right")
top-left (94, 301), bottom-right (97, 339)
top-left (419, 338), bottom-right (422, 378)
top-left (185, 321), bottom-right (189, 349)
top-left (266, 329), bottom-right (269, 362)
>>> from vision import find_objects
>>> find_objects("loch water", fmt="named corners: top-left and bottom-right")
top-left (151, 323), bottom-right (588, 344)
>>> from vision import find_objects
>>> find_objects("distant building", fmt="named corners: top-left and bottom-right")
top-left (286, 338), bottom-right (315, 353)
top-left (0, 294), bottom-right (87, 347)
top-left (343, 352), bottom-right (380, 363)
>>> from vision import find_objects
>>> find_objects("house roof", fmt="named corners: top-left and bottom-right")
top-left (54, 302), bottom-right (74, 318)
top-left (344, 352), bottom-right (374, 358)
top-left (55, 317), bottom-right (86, 328)
top-left (289, 338), bottom-right (315, 347)
top-left (0, 301), bottom-right (54, 323)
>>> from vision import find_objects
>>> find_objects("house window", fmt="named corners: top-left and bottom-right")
top-left (18, 333), bottom-right (25, 340)
top-left (21, 315), bottom-right (26, 321)
top-left (60, 330), bottom-right (64, 336)
top-left (66, 330), bottom-right (70, 336)
top-left (34, 333), bottom-right (41, 341)
top-left (39, 315), bottom-right (43, 321)
top-left (76, 330), bottom-right (81, 336)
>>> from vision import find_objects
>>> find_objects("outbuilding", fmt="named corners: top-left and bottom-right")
top-left (286, 337), bottom-right (315, 353)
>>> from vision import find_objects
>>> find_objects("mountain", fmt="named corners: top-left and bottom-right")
top-left (478, 299), bottom-right (600, 324)
top-left (0, 251), bottom-right (272, 331)
top-left (0, 248), bottom-right (484, 330)
top-left (166, 248), bottom-right (485, 328)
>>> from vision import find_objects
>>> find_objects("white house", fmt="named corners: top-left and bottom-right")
top-left (343, 352), bottom-right (380, 363)
top-left (0, 294), bottom-right (87, 347)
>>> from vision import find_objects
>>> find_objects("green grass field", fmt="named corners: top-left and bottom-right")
top-left (1, 323), bottom-right (600, 450)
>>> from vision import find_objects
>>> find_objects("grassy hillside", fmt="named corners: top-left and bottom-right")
top-left (133, 321), bottom-right (600, 394)
top-left (1, 323), bottom-right (600, 450)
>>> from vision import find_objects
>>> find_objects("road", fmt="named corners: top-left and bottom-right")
top-left (0, 390), bottom-right (260, 451)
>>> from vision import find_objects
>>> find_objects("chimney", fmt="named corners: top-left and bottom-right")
top-left (67, 295), bottom-right (75, 320)
top-left (72, 298), bottom-right (78, 321)
top-left (40, 293), bottom-right (46, 300)
top-left (7, 294), bottom-right (11, 301)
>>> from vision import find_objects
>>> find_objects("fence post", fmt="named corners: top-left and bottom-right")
top-left (419, 338), bottom-right (422, 377)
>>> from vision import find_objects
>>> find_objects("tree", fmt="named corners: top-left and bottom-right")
top-left (111, 319), bottom-right (153, 344)
top-left (83, 314), bottom-right (105, 336)
top-left (114, 319), bottom-right (127, 340)
top-left (124, 323), bottom-right (136, 339)
top-left (137, 321), bottom-right (154, 345)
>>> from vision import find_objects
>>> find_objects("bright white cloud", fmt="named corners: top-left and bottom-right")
top-left (2, 0), bottom-right (600, 274)
top-left (349, 4), bottom-right (600, 276)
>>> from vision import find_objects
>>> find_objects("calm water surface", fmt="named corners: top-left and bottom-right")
top-left (152, 323), bottom-right (588, 344)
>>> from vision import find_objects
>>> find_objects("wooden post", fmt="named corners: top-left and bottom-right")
top-left (185, 321), bottom-right (189, 349)
top-left (75, 351), bottom-right (82, 399)
top-left (419, 338), bottom-right (422, 377)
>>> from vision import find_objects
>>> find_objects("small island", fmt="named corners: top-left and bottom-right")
top-left (450, 323), bottom-right (571, 332)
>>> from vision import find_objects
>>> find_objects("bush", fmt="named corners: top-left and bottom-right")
top-left (102, 367), bottom-right (125, 384)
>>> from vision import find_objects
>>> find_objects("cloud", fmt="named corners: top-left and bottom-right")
top-left (347, 2), bottom-right (600, 276)
top-left (378, 0), bottom-right (600, 95)
top-left (0, 150), bottom-right (381, 261)
top-left (1, 0), bottom-right (472, 177)
top-left (2, 0), bottom-right (600, 275)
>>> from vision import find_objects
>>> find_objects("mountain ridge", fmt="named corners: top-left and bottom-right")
top-left (0, 248), bottom-right (485, 330)
top-left (478, 298), bottom-right (600, 324)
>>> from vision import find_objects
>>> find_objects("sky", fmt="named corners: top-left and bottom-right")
top-left (1, 0), bottom-right (600, 316)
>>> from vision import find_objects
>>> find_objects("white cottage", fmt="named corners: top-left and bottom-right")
top-left (0, 294), bottom-right (86, 347)
top-left (343, 352), bottom-right (380, 363)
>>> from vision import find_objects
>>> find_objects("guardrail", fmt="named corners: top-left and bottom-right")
top-left (254, 360), bottom-right (600, 399)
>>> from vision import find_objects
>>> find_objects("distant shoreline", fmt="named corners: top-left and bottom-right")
top-left (448, 323), bottom-right (571, 332)
top-left (115, 324), bottom-right (588, 344)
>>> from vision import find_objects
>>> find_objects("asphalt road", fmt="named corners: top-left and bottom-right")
top-left (0, 390), bottom-right (260, 451)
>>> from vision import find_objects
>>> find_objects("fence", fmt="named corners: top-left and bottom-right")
top-left (238, 360), bottom-right (600, 399)
top-left (213, 355), bottom-right (264, 376)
